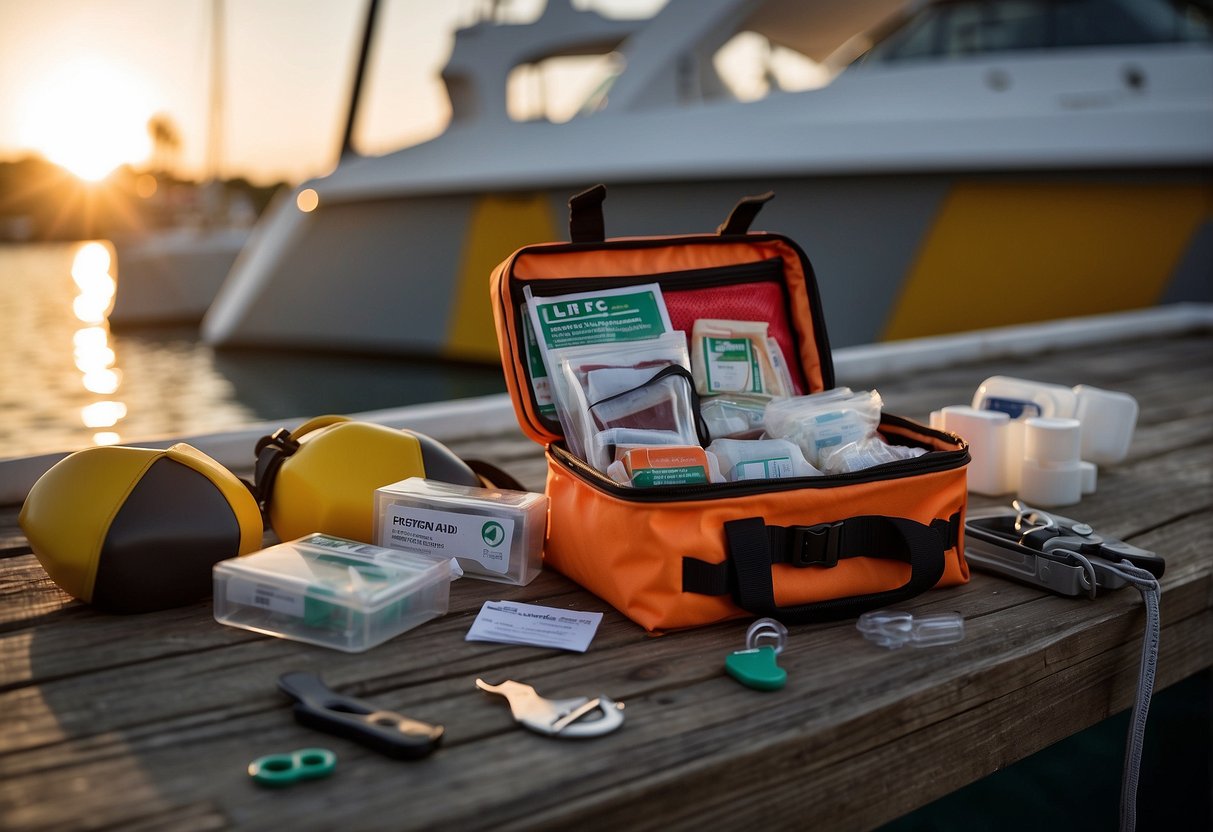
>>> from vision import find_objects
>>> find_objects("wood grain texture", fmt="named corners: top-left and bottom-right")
top-left (0, 331), bottom-right (1210, 831)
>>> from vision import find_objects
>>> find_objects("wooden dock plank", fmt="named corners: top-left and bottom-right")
top-left (0, 331), bottom-right (1210, 830)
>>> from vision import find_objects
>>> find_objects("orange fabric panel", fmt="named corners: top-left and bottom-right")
top-left (542, 423), bottom-right (970, 632)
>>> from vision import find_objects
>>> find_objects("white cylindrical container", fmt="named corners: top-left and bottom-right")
top-left (1004, 419), bottom-right (1025, 492)
top-left (1073, 385), bottom-right (1138, 465)
top-left (972, 376), bottom-right (1078, 420)
top-left (1079, 460), bottom-right (1098, 495)
top-left (937, 406), bottom-right (1010, 496)
top-left (1023, 417), bottom-right (1082, 464)
top-left (1020, 459), bottom-right (1083, 507)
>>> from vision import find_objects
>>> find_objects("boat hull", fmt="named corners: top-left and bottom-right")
top-left (111, 227), bottom-right (250, 326)
top-left (201, 169), bottom-right (1213, 359)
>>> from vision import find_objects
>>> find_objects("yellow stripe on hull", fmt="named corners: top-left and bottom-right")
top-left (446, 193), bottom-right (558, 361)
top-left (884, 181), bottom-right (1212, 341)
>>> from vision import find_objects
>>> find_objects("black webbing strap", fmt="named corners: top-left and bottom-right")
top-left (716, 191), bottom-right (775, 236)
top-left (682, 513), bottom-right (959, 624)
top-left (568, 184), bottom-right (607, 243)
top-left (253, 427), bottom-right (300, 512)
top-left (465, 458), bottom-right (526, 492)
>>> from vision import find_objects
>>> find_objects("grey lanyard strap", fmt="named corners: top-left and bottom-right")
top-left (1092, 559), bottom-right (1161, 832)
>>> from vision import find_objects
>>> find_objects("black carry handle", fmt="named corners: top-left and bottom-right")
top-left (568, 184), bottom-right (775, 242)
top-left (724, 515), bottom-right (949, 624)
top-left (569, 184), bottom-right (607, 243)
top-left (717, 191), bottom-right (775, 236)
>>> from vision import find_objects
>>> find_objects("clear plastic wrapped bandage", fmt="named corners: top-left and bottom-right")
top-left (691, 319), bottom-right (788, 398)
top-left (550, 333), bottom-right (701, 472)
top-left (700, 395), bottom-right (768, 440)
top-left (765, 388), bottom-right (926, 474)
top-left (707, 438), bottom-right (820, 481)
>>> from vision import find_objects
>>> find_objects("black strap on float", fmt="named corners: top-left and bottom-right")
top-left (464, 458), bottom-right (527, 492)
top-left (717, 191), bottom-right (775, 236)
top-left (568, 184), bottom-right (607, 243)
top-left (253, 427), bottom-right (301, 512)
top-left (682, 513), bottom-right (959, 624)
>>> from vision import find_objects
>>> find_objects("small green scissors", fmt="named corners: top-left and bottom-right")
top-left (248, 747), bottom-right (336, 787)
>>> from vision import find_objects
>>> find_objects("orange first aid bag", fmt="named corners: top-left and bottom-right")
top-left (491, 186), bottom-right (970, 632)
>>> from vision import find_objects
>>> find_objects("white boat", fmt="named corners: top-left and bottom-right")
top-left (110, 0), bottom-right (251, 327)
top-left (109, 225), bottom-right (250, 325)
top-left (201, 0), bottom-right (1213, 358)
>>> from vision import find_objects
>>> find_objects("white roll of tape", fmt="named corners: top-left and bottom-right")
top-left (1019, 458), bottom-right (1083, 507)
top-left (1023, 416), bottom-right (1082, 464)
top-left (937, 406), bottom-right (1010, 496)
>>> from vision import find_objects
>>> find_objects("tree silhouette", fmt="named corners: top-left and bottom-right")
top-left (146, 114), bottom-right (181, 175)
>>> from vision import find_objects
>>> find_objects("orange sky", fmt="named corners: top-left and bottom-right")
top-left (0, 0), bottom-right (841, 187)
top-left (0, 0), bottom-right (685, 186)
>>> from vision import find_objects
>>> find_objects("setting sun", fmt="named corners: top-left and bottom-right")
top-left (18, 57), bottom-right (152, 181)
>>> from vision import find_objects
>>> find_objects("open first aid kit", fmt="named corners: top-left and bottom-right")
top-left (491, 186), bottom-right (971, 632)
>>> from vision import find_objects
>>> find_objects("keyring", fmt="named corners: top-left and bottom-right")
top-left (745, 617), bottom-right (788, 654)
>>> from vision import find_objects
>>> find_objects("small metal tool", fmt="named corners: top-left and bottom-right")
top-left (278, 671), bottom-right (443, 759)
top-left (965, 501), bottom-right (1165, 832)
top-left (475, 679), bottom-right (624, 738)
top-left (965, 500), bottom-right (1164, 598)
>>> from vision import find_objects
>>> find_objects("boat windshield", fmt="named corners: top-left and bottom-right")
top-left (855, 0), bottom-right (1212, 64)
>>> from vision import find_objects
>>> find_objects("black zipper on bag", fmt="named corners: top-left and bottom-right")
top-left (518, 257), bottom-right (785, 297)
top-left (550, 424), bottom-right (970, 504)
top-left (501, 234), bottom-right (834, 434)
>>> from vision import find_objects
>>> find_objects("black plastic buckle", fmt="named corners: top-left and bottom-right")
top-left (789, 522), bottom-right (843, 568)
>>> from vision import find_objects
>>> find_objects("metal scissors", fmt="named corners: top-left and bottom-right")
top-left (965, 500), bottom-right (1164, 598)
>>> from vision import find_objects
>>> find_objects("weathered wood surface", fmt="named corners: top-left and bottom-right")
top-left (1, 331), bottom-right (1211, 832)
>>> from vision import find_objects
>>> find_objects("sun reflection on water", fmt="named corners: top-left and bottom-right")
top-left (70, 243), bottom-right (125, 444)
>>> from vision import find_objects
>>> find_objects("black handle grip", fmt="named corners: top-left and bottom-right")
top-left (1100, 541), bottom-right (1166, 579)
top-left (724, 515), bottom-right (949, 624)
top-left (278, 671), bottom-right (443, 760)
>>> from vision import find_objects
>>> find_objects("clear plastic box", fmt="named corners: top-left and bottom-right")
top-left (374, 478), bottom-right (547, 586)
top-left (213, 533), bottom-right (460, 652)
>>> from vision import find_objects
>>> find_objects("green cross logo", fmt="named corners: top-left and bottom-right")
top-left (481, 521), bottom-right (505, 547)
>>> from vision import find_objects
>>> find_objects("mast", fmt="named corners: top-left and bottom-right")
top-left (339, 0), bottom-right (382, 161)
top-left (206, 0), bottom-right (225, 182)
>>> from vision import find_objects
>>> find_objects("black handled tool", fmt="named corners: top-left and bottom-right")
top-left (277, 671), bottom-right (443, 759)
top-left (965, 501), bottom-right (1164, 598)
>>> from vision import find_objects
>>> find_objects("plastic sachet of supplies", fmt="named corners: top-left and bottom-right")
top-left (690, 319), bottom-right (790, 398)
top-left (706, 437), bottom-right (821, 481)
top-left (700, 395), bottom-right (769, 440)
top-left (550, 333), bottom-right (704, 472)
top-left (763, 388), bottom-right (927, 474)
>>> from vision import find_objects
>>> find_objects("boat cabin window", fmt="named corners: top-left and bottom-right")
top-left (712, 31), bottom-right (834, 101)
top-left (857, 0), bottom-right (1211, 64)
top-left (507, 52), bottom-right (626, 123)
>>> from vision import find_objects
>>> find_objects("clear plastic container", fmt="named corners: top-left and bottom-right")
top-left (971, 376), bottom-right (1078, 420)
top-left (857, 609), bottom-right (964, 649)
top-left (213, 533), bottom-right (460, 653)
top-left (375, 478), bottom-right (547, 585)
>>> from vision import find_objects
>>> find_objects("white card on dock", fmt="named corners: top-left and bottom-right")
top-left (465, 601), bottom-right (603, 652)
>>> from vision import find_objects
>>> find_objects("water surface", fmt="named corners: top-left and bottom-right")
top-left (0, 242), bottom-right (505, 458)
